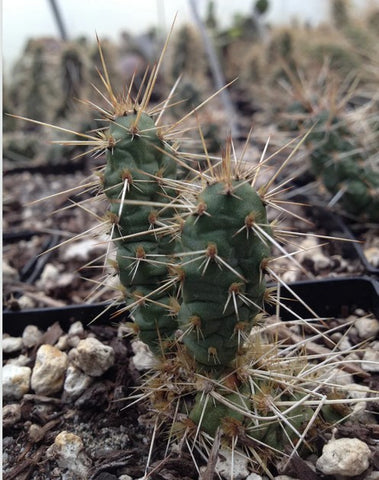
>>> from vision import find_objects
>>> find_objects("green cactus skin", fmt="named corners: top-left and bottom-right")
top-left (103, 111), bottom-right (179, 353)
top-left (177, 179), bottom-right (272, 369)
top-left (306, 111), bottom-right (379, 223)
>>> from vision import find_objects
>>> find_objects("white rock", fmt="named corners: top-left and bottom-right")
top-left (2, 364), bottom-right (31, 399)
top-left (37, 263), bottom-right (59, 287)
top-left (68, 321), bottom-right (84, 336)
top-left (68, 337), bottom-right (115, 377)
top-left (22, 325), bottom-right (43, 348)
top-left (119, 476), bottom-right (133, 480)
top-left (63, 365), bottom-right (93, 401)
top-left (17, 295), bottom-right (37, 309)
top-left (67, 335), bottom-right (82, 348)
top-left (354, 316), bottom-right (379, 339)
top-left (366, 471), bottom-right (379, 480)
top-left (215, 446), bottom-right (249, 480)
top-left (361, 347), bottom-right (379, 372)
top-left (6, 354), bottom-right (30, 366)
top-left (62, 237), bottom-right (106, 261)
top-left (3, 336), bottom-right (24, 353)
top-left (3, 403), bottom-right (22, 428)
top-left (345, 383), bottom-right (370, 399)
top-left (3, 262), bottom-right (19, 282)
top-left (131, 340), bottom-right (157, 370)
top-left (55, 334), bottom-right (69, 350)
top-left (246, 474), bottom-right (263, 480)
top-left (365, 246), bottom-right (379, 267)
top-left (327, 368), bottom-right (354, 386)
top-left (31, 344), bottom-right (68, 395)
top-left (46, 431), bottom-right (92, 479)
top-left (274, 476), bottom-right (299, 480)
top-left (316, 437), bottom-right (371, 477)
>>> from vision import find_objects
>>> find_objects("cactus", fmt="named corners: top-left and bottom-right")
top-left (277, 65), bottom-right (379, 223)
top-left (14, 32), bottom-right (371, 477)
top-left (176, 150), bottom-right (272, 370)
top-left (102, 111), bottom-right (180, 354)
top-left (305, 110), bottom-right (379, 222)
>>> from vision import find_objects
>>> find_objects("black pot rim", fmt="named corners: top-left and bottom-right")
top-left (3, 276), bottom-right (378, 337)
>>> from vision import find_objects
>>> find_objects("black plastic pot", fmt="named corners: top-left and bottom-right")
top-left (4, 277), bottom-right (379, 337)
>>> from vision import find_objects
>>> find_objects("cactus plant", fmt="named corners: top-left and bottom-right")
top-left (277, 66), bottom-right (379, 223)
top-left (176, 150), bottom-right (272, 370)
top-left (102, 110), bottom-right (180, 354)
top-left (13, 31), bottom-right (374, 478)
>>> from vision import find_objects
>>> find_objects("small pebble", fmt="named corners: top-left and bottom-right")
top-left (31, 344), bottom-right (68, 395)
top-left (6, 354), bottom-right (30, 366)
top-left (354, 316), bottom-right (379, 339)
top-left (46, 431), bottom-right (92, 479)
top-left (246, 474), bottom-right (263, 480)
top-left (2, 364), bottom-right (31, 399)
top-left (3, 336), bottom-right (24, 353)
top-left (3, 262), bottom-right (19, 282)
top-left (215, 446), bottom-right (249, 480)
top-left (55, 334), bottom-right (69, 350)
top-left (68, 337), bottom-right (115, 377)
top-left (22, 325), bottom-right (43, 348)
top-left (131, 341), bottom-right (157, 371)
top-left (3, 403), bottom-right (22, 429)
top-left (361, 346), bottom-right (379, 372)
top-left (63, 365), bottom-right (93, 401)
top-left (316, 437), bottom-right (371, 477)
top-left (17, 295), bottom-right (37, 309)
top-left (68, 321), bottom-right (84, 336)
top-left (67, 335), bottom-right (82, 348)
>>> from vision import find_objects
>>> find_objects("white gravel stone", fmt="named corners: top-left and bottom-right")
top-left (246, 474), bottom-right (263, 480)
top-left (361, 346), bottom-right (379, 372)
top-left (274, 476), bottom-right (299, 480)
top-left (22, 324), bottom-right (43, 348)
top-left (327, 368), bottom-right (354, 386)
top-left (37, 263), bottom-right (60, 287)
top-left (17, 295), bottom-right (37, 309)
top-left (316, 437), bottom-right (371, 477)
top-left (55, 334), bottom-right (69, 350)
top-left (46, 431), bottom-right (92, 479)
top-left (63, 365), bottom-right (93, 401)
top-left (31, 344), bottom-right (68, 395)
top-left (2, 364), bottom-right (31, 399)
top-left (3, 336), bottom-right (24, 353)
top-left (3, 262), bottom-right (19, 282)
top-left (62, 237), bottom-right (106, 261)
top-left (68, 337), bottom-right (115, 377)
top-left (354, 316), bottom-right (379, 339)
top-left (6, 354), bottom-right (31, 366)
top-left (131, 340), bottom-right (157, 370)
top-left (215, 447), bottom-right (249, 480)
top-left (119, 476), bottom-right (133, 480)
top-left (67, 335), bottom-right (82, 348)
top-left (366, 471), bottom-right (379, 480)
top-left (68, 321), bottom-right (84, 336)
top-left (3, 403), bottom-right (22, 428)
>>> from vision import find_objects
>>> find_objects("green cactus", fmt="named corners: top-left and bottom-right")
top-left (177, 174), bottom-right (271, 370)
top-left (305, 110), bottom-right (379, 222)
top-left (102, 111), bottom-right (180, 354)
top-left (15, 33), bottom-right (364, 476)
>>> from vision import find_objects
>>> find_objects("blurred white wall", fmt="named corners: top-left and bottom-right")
top-left (2, 0), bottom-right (378, 74)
